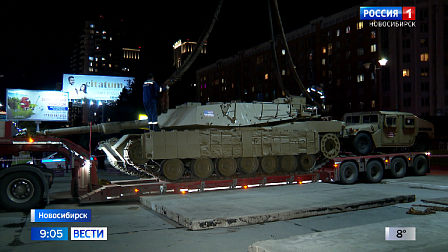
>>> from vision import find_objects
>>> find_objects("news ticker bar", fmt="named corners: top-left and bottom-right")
top-left (360, 6), bottom-right (416, 20)
top-left (31, 209), bottom-right (91, 222)
top-left (31, 227), bottom-right (108, 241)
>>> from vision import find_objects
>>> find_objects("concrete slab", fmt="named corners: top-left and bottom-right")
top-left (249, 212), bottom-right (448, 252)
top-left (140, 182), bottom-right (415, 230)
top-left (422, 197), bottom-right (448, 205)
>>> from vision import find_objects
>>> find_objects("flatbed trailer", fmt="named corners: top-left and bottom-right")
top-left (317, 152), bottom-right (430, 184)
top-left (0, 122), bottom-right (430, 211)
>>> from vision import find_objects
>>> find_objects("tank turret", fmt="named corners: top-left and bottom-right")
top-left (158, 96), bottom-right (315, 130)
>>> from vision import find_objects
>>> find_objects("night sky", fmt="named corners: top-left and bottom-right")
top-left (0, 1), bottom-right (364, 108)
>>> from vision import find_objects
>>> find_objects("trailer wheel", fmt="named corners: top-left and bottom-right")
top-left (0, 172), bottom-right (44, 211)
top-left (412, 155), bottom-right (428, 176)
top-left (390, 158), bottom-right (407, 178)
top-left (353, 133), bottom-right (373, 155)
top-left (191, 158), bottom-right (214, 179)
top-left (161, 159), bottom-right (185, 181)
top-left (365, 160), bottom-right (384, 183)
top-left (339, 162), bottom-right (358, 185)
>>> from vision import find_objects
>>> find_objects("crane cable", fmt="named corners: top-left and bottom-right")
top-left (267, 0), bottom-right (290, 98)
top-left (160, 0), bottom-right (224, 112)
top-left (271, 0), bottom-right (323, 110)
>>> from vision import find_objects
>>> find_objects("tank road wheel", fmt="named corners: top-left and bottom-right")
top-left (365, 160), bottom-right (384, 183)
top-left (412, 155), bottom-right (428, 176)
top-left (339, 162), bottom-right (358, 184)
top-left (216, 158), bottom-right (237, 177)
top-left (191, 158), bottom-right (214, 179)
top-left (297, 154), bottom-right (316, 171)
top-left (161, 159), bottom-right (185, 181)
top-left (390, 157), bottom-right (407, 178)
top-left (260, 156), bottom-right (279, 174)
top-left (320, 133), bottom-right (341, 159)
top-left (0, 172), bottom-right (44, 211)
top-left (238, 157), bottom-right (259, 174)
top-left (279, 155), bottom-right (298, 172)
top-left (353, 133), bottom-right (373, 155)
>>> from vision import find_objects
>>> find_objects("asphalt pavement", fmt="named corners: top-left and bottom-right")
top-left (0, 167), bottom-right (447, 252)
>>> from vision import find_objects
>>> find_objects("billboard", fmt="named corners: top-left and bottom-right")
top-left (62, 74), bottom-right (134, 101)
top-left (6, 89), bottom-right (68, 121)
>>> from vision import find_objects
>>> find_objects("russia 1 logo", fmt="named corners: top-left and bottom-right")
top-left (402, 7), bottom-right (415, 20)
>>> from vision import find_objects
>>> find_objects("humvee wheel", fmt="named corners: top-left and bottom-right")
top-left (161, 159), bottom-right (185, 181)
top-left (353, 133), bottom-right (373, 155)
top-left (320, 133), bottom-right (341, 159)
top-left (216, 158), bottom-right (237, 177)
top-left (191, 158), bottom-right (214, 179)
top-left (298, 154), bottom-right (316, 171)
top-left (238, 157), bottom-right (259, 174)
top-left (279, 155), bottom-right (298, 172)
top-left (260, 156), bottom-right (279, 174)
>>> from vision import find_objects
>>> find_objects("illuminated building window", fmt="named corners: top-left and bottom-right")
top-left (265, 74), bottom-right (268, 80)
top-left (371, 100), bottom-right (375, 108)
top-left (403, 69), bottom-right (410, 77)
top-left (371, 31), bottom-right (376, 39)
top-left (222, 78), bottom-right (225, 83)
top-left (346, 26), bottom-right (350, 33)
top-left (282, 70), bottom-right (286, 75)
top-left (371, 44), bottom-right (377, 52)
top-left (109, 64), bottom-right (112, 68)
top-left (356, 21), bottom-right (363, 30)
top-left (357, 48), bottom-right (364, 56)
top-left (322, 59), bottom-right (326, 65)
top-left (110, 37), bottom-right (113, 41)
top-left (102, 57), bottom-right (106, 61)
top-left (322, 47), bottom-right (326, 54)
top-left (336, 29), bottom-right (340, 36)
top-left (328, 43), bottom-right (332, 55)
top-left (357, 74), bottom-right (364, 82)
top-left (89, 67), bottom-right (94, 72)
top-left (252, 87), bottom-right (255, 92)
top-left (89, 57), bottom-right (94, 61)
top-left (420, 53), bottom-right (429, 61)
top-left (282, 49), bottom-right (286, 55)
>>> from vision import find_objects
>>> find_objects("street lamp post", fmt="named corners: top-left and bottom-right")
top-left (364, 59), bottom-right (388, 111)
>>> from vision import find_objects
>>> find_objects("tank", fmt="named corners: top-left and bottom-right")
top-left (38, 96), bottom-right (345, 180)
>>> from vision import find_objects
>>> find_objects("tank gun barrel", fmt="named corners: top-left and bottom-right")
top-left (37, 120), bottom-right (149, 136)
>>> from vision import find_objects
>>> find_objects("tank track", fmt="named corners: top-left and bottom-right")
top-left (106, 153), bottom-right (330, 182)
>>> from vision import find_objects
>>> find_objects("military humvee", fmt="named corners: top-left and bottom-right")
top-left (342, 111), bottom-right (434, 155)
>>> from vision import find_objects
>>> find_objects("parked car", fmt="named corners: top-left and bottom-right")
top-left (28, 152), bottom-right (66, 169)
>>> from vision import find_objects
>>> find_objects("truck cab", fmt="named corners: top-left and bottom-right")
top-left (342, 111), bottom-right (434, 155)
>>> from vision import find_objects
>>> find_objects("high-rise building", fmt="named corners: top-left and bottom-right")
top-left (169, 39), bottom-right (207, 106)
top-left (196, 0), bottom-right (448, 118)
